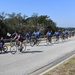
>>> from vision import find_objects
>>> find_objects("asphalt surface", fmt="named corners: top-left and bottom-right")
top-left (0, 37), bottom-right (75, 75)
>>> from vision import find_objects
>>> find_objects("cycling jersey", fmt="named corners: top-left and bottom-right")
top-left (54, 31), bottom-right (59, 36)
top-left (65, 30), bottom-right (68, 34)
top-left (47, 32), bottom-right (52, 37)
top-left (26, 32), bottom-right (31, 37)
top-left (33, 32), bottom-right (37, 37)
top-left (13, 33), bottom-right (24, 42)
top-left (0, 42), bottom-right (3, 48)
top-left (36, 31), bottom-right (40, 36)
top-left (72, 30), bottom-right (74, 33)
top-left (62, 31), bottom-right (65, 35)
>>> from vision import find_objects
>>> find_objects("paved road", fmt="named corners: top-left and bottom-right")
top-left (0, 37), bottom-right (75, 75)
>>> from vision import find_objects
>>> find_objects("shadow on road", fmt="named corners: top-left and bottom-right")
top-left (23, 50), bottom-right (43, 54)
top-left (0, 51), bottom-right (9, 54)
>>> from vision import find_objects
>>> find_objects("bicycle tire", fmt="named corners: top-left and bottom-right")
top-left (36, 39), bottom-right (41, 46)
top-left (10, 45), bottom-right (17, 54)
top-left (10, 41), bottom-right (17, 54)
top-left (3, 45), bottom-right (8, 52)
top-left (46, 39), bottom-right (50, 45)
top-left (21, 43), bottom-right (26, 53)
top-left (30, 39), bottom-right (35, 47)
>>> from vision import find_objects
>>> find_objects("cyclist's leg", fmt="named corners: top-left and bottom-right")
top-left (47, 36), bottom-right (49, 41)
top-left (26, 37), bottom-right (30, 43)
top-left (34, 36), bottom-right (37, 44)
top-left (19, 41), bottom-right (23, 52)
top-left (56, 36), bottom-right (57, 41)
top-left (62, 35), bottom-right (64, 40)
top-left (18, 39), bottom-right (23, 52)
top-left (66, 33), bottom-right (68, 39)
top-left (56, 35), bottom-right (59, 42)
top-left (48, 37), bottom-right (51, 42)
top-left (58, 35), bottom-right (59, 41)
top-left (50, 36), bottom-right (52, 43)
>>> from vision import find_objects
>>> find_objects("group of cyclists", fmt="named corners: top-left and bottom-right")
top-left (46, 29), bottom-right (75, 44)
top-left (26, 30), bottom-right (40, 43)
top-left (0, 29), bottom-right (75, 53)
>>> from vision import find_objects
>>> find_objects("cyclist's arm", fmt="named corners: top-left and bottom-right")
top-left (13, 36), bottom-right (17, 40)
top-left (13, 34), bottom-right (18, 40)
top-left (16, 35), bottom-right (20, 41)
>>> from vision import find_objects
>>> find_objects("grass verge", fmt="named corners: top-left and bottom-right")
top-left (43, 55), bottom-right (75, 75)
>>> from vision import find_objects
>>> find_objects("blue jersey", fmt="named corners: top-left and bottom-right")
top-left (62, 31), bottom-right (65, 35)
top-left (54, 32), bottom-right (59, 36)
top-left (36, 31), bottom-right (40, 36)
top-left (47, 32), bottom-right (52, 37)
top-left (72, 30), bottom-right (74, 33)
top-left (0, 42), bottom-right (3, 48)
top-left (65, 30), bottom-right (68, 34)
top-left (26, 33), bottom-right (31, 37)
top-left (33, 32), bottom-right (37, 37)
top-left (20, 35), bottom-right (25, 40)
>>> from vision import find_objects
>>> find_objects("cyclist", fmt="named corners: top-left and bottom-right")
top-left (12, 31), bottom-right (24, 52)
top-left (65, 29), bottom-right (69, 39)
top-left (32, 30), bottom-right (40, 44)
top-left (46, 30), bottom-right (52, 43)
top-left (26, 31), bottom-right (31, 43)
top-left (0, 37), bottom-right (4, 49)
top-left (33, 31), bottom-right (37, 37)
top-left (54, 30), bottom-right (60, 42)
top-left (26, 32), bottom-right (31, 38)
top-left (36, 30), bottom-right (40, 38)
top-left (61, 30), bottom-right (65, 40)
top-left (68, 30), bottom-right (72, 38)
top-left (72, 30), bottom-right (74, 36)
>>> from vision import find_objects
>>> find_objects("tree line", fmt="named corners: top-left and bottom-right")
top-left (0, 12), bottom-right (75, 37)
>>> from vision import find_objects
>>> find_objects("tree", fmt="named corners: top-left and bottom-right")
top-left (0, 12), bottom-right (58, 36)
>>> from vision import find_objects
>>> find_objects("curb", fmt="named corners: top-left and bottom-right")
top-left (39, 54), bottom-right (75, 75)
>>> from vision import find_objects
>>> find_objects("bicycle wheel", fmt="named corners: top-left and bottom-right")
top-left (0, 48), bottom-right (2, 53)
top-left (21, 43), bottom-right (26, 53)
top-left (46, 39), bottom-right (50, 45)
top-left (30, 39), bottom-right (35, 47)
top-left (3, 45), bottom-right (8, 52)
top-left (10, 42), bottom-right (17, 54)
top-left (36, 39), bottom-right (41, 46)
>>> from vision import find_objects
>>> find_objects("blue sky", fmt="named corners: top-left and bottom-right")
top-left (0, 0), bottom-right (75, 27)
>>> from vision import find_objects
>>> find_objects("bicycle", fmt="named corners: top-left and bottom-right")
top-left (30, 36), bottom-right (41, 47)
top-left (46, 36), bottom-right (52, 45)
top-left (10, 39), bottom-right (26, 54)
top-left (60, 33), bottom-right (65, 41)
top-left (0, 44), bottom-right (8, 53)
top-left (53, 34), bottom-right (60, 43)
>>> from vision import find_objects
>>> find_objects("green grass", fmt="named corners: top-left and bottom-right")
top-left (43, 55), bottom-right (75, 75)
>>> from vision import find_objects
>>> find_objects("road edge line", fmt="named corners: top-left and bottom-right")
top-left (39, 54), bottom-right (75, 75)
